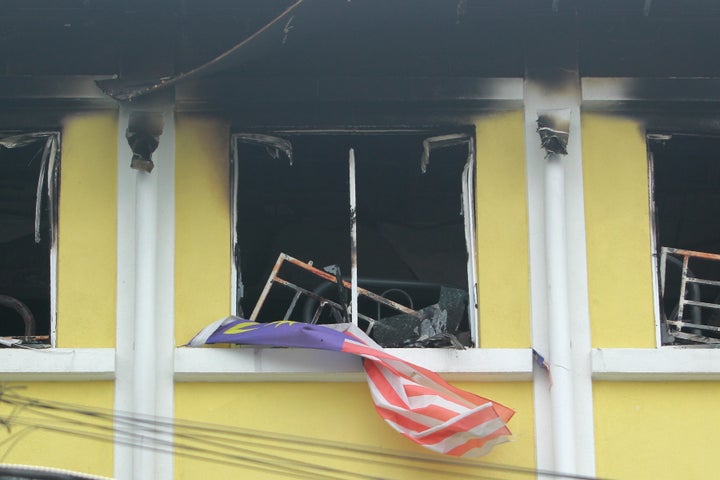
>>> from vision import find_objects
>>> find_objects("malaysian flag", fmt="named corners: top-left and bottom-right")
top-left (188, 316), bottom-right (514, 457)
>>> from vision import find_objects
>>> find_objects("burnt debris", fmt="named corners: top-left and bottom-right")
top-left (249, 253), bottom-right (470, 349)
top-left (126, 112), bottom-right (164, 173)
top-left (537, 109), bottom-right (570, 155)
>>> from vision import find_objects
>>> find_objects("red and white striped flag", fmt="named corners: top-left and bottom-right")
top-left (189, 317), bottom-right (514, 457)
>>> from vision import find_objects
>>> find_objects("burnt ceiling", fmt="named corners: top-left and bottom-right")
top-left (2, 0), bottom-right (720, 82)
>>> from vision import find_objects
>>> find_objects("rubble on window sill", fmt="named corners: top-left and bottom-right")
top-left (0, 337), bottom-right (51, 349)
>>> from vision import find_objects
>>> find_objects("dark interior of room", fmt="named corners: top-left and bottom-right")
top-left (0, 140), bottom-right (52, 340)
top-left (235, 132), bottom-right (472, 345)
top-left (651, 134), bottom-right (720, 341)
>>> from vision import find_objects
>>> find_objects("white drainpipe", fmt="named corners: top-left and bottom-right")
top-left (132, 166), bottom-right (159, 479)
top-left (544, 151), bottom-right (577, 475)
top-left (525, 77), bottom-right (596, 477)
top-left (116, 107), bottom-right (175, 480)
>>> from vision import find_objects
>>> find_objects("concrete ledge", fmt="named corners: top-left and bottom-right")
top-left (0, 348), bottom-right (115, 381)
top-left (11, 347), bottom-right (719, 382)
top-left (582, 77), bottom-right (720, 105)
top-left (174, 347), bottom-right (534, 382)
top-left (0, 347), bottom-right (536, 382)
top-left (177, 76), bottom-right (525, 105)
top-left (592, 348), bottom-right (720, 381)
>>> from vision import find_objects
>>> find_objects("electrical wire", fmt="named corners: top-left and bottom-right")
top-left (2, 397), bottom-right (601, 480)
top-left (3, 420), bottom-right (331, 480)
top-left (0, 427), bottom-right (36, 463)
top-left (8, 415), bottom-right (378, 480)
top-left (0, 388), bottom-right (606, 480)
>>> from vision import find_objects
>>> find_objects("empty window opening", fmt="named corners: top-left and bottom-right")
top-left (233, 131), bottom-right (477, 348)
top-left (650, 134), bottom-right (720, 345)
top-left (0, 133), bottom-right (59, 346)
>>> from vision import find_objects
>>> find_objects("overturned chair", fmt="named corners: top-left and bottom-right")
top-left (249, 253), bottom-right (468, 348)
top-left (661, 247), bottom-right (720, 344)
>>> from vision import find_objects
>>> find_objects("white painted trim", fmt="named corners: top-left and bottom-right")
top-left (562, 103), bottom-right (597, 478)
top-left (114, 107), bottom-right (176, 480)
top-left (582, 77), bottom-right (720, 104)
top-left (177, 77), bottom-right (525, 106)
top-left (174, 348), bottom-right (533, 382)
top-left (646, 148), bottom-right (664, 348)
top-left (592, 348), bottom-right (720, 380)
top-left (48, 133), bottom-right (60, 347)
top-left (524, 81), bottom-right (596, 476)
top-left (0, 75), bottom-right (115, 101)
top-left (523, 82), bottom-right (554, 476)
top-left (349, 148), bottom-right (358, 327)
top-left (230, 140), bottom-right (239, 314)
top-left (153, 109), bottom-right (176, 480)
top-left (0, 130), bottom-right (61, 346)
top-left (545, 151), bottom-right (577, 475)
top-left (581, 77), bottom-right (637, 103)
top-left (114, 108), bottom-right (136, 480)
top-left (0, 348), bottom-right (114, 380)
top-left (49, 231), bottom-right (58, 346)
top-left (230, 130), bottom-right (482, 347)
top-left (462, 141), bottom-right (479, 345)
top-left (132, 133), bottom-right (159, 480)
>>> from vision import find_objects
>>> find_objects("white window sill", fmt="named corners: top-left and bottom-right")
top-left (173, 347), bottom-right (534, 382)
top-left (592, 347), bottom-right (720, 381)
top-left (3, 347), bottom-right (720, 382)
top-left (0, 348), bottom-right (115, 381)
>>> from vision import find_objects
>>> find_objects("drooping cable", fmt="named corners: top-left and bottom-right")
top-left (0, 388), bottom-right (606, 480)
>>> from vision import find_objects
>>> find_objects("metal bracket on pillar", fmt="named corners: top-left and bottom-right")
top-left (126, 112), bottom-right (164, 173)
top-left (537, 109), bottom-right (571, 156)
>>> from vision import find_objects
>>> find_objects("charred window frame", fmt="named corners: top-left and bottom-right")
top-left (230, 129), bottom-right (480, 348)
top-left (0, 132), bottom-right (60, 347)
top-left (649, 133), bottom-right (720, 346)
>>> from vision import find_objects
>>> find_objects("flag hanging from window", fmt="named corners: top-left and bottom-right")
top-left (188, 316), bottom-right (514, 457)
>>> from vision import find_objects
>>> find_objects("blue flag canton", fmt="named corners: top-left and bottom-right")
top-left (208, 318), bottom-right (347, 352)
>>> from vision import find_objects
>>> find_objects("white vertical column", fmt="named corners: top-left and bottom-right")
top-left (153, 109), bottom-right (175, 480)
top-left (115, 106), bottom-right (175, 480)
top-left (562, 100), bottom-right (596, 479)
top-left (132, 129), bottom-right (159, 479)
top-left (525, 82), bottom-right (555, 477)
top-left (349, 148), bottom-right (358, 326)
top-left (525, 84), bottom-right (596, 476)
top-left (544, 150), bottom-right (576, 474)
top-left (115, 107), bottom-right (137, 480)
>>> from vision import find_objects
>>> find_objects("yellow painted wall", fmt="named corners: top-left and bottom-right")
top-left (57, 112), bottom-right (118, 347)
top-left (475, 111), bottom-right (531, 348)
top-left (175, 113), bottom-right (529, 347)
top-left (172, 114), bottom-right (534, 477)
top-left (175, 114), bottom-right (232, 343)
top-left (175, 381), bottom-right (534, 479)
top-left (582, 114), bottom-right (656, 348)
top-left (0, 382), bottom-right (114, 477)
top-left (594, 381), bottom-right (720, 479)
